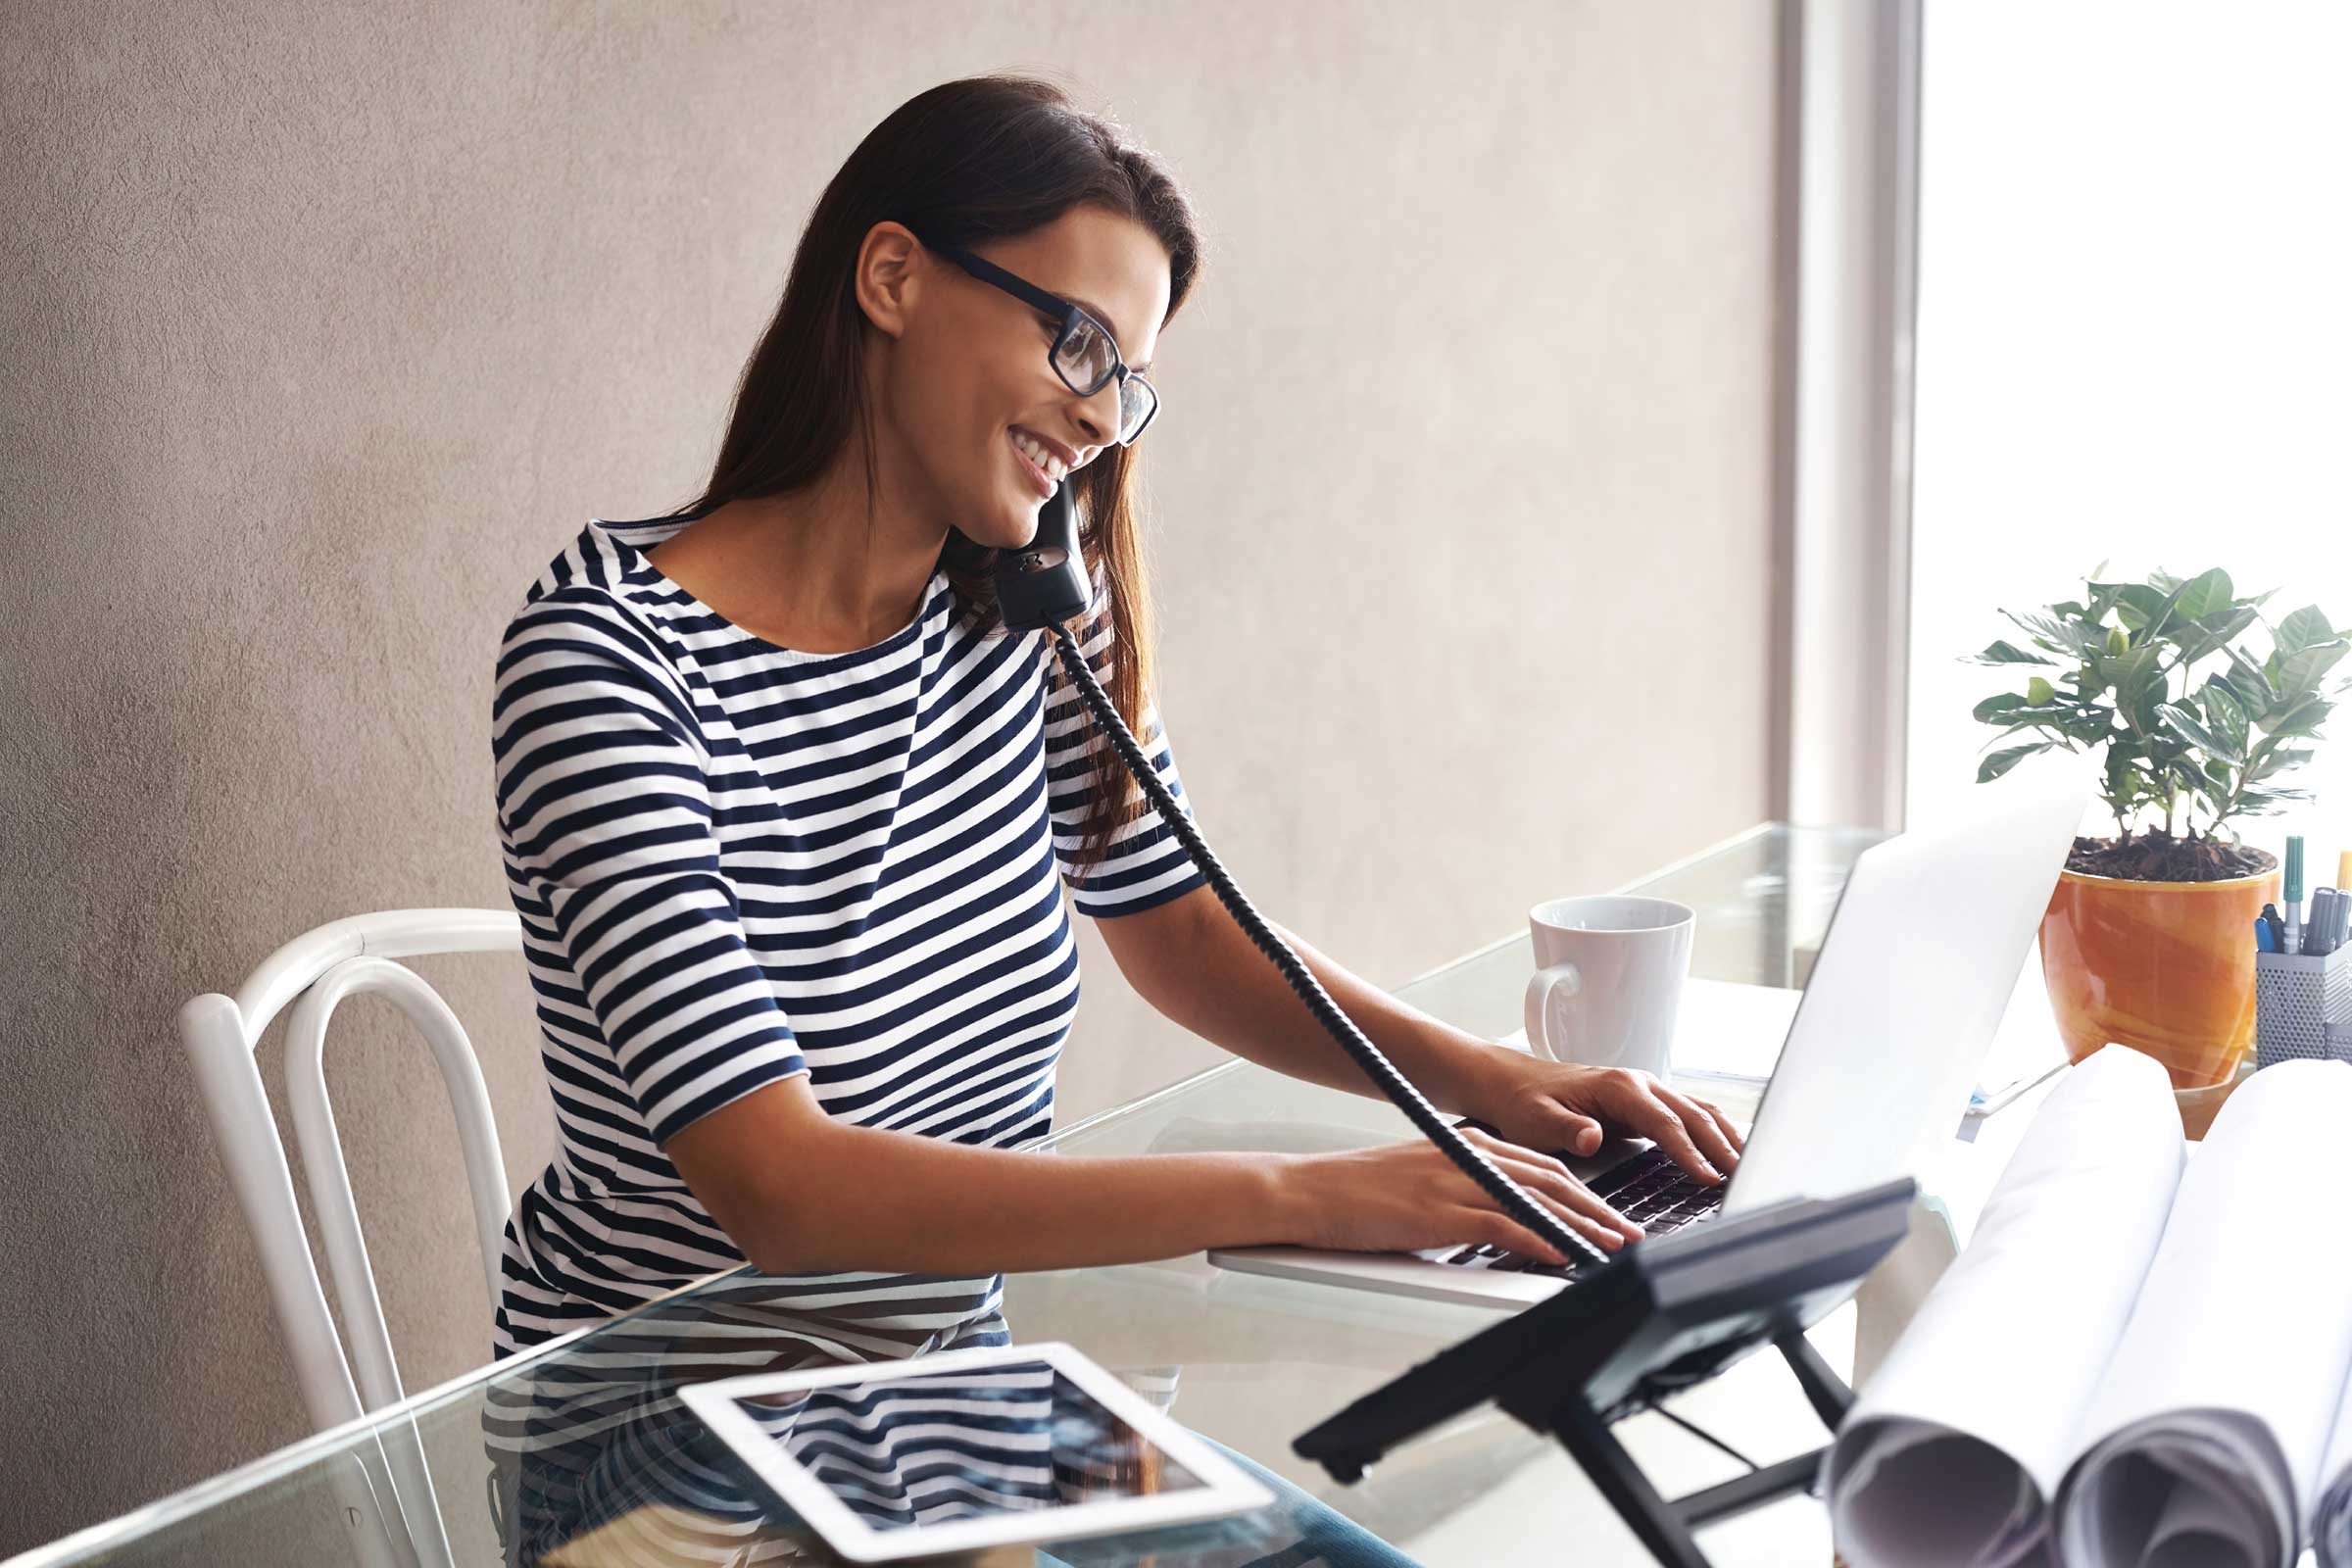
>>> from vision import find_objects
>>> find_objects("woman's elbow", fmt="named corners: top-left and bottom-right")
top-left (662, 1081), bottom-right (845, 1274)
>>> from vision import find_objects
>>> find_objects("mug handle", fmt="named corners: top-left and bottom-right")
top-left (1524, 960), bottom-right (1582, 1062)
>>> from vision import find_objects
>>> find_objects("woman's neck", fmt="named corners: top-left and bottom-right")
top-left (648, 464), bottom-right (949, 654)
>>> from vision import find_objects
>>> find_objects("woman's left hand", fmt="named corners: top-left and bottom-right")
top-left (1465, 1054), bottom-right (1746, 1185)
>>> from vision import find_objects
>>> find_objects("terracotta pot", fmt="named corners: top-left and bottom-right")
top-left (2037, 864), bottom-right (2281, 1092)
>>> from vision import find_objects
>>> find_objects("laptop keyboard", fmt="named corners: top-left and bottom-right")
top-left (1435, 1147), bottom-right (1725, 1282)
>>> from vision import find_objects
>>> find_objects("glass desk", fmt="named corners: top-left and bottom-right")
top-left (24, 822), bottom-right (1911, 1568)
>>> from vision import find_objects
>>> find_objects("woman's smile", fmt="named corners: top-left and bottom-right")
top-left (1008, 428), bottom-right (1062, 498)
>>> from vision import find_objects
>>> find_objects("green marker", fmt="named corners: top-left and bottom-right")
top-left (2285, 835), bottom-right (2305, 955)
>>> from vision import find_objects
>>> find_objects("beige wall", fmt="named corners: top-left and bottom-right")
top-left (0, 2), bottom-right (1786, 1553)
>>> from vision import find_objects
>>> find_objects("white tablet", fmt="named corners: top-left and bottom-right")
top-left (676, 1340), bottom-right (1278, 1562)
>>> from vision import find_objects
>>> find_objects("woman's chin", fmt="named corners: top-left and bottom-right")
top-left (994, 504), bottom-right (1044, 550)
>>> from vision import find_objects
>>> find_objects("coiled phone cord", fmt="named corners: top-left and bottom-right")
top-left (1046, 623), bottom-right (1612, 1272)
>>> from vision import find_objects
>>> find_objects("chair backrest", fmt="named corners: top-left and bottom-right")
top-left (177, 907), bottom-right (523, 1431)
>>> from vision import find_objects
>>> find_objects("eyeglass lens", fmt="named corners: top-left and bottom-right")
top-left (1054, 316), bottom-right (1155, 442)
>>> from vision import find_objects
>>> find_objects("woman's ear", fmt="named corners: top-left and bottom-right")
top-left (853, 220), bottom-right (923, 340)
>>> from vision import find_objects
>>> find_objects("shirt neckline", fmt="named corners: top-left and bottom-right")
top-left (589, 515), bottom-right (948, 666)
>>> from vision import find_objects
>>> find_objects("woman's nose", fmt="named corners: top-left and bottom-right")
top-left (1068, 377), bottom-right (1122, 451)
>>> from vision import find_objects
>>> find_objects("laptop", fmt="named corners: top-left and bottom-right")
top-left (1207, 753), bottom-right (2098, 1311)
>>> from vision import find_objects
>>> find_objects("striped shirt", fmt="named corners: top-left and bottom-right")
top-left (487, 514), bottom-right (1207, 1361)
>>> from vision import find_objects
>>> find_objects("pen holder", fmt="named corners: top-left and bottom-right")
top-left (2253, 943), bottom-right (2352, 1068)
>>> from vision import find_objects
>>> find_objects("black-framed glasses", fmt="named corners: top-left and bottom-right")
top-left (908, 228), bottom-right (1160, 445)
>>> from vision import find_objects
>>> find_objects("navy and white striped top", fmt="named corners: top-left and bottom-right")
top-left (488, 513), bottom-right (1208, 1360)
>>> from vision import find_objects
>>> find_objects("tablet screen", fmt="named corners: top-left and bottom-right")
top-left (721, 1355), bottom-right (1208, 1534)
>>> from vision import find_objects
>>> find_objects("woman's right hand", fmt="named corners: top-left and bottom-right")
top-left (1271, 1127), bottom-right (1644, 1266)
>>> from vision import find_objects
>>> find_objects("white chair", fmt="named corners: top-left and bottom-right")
top-left (178, 908), bottom-right (523, 1568)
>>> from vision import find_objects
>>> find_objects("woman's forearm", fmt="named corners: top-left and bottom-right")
top-left (795, 1128), bottom-right (1307, 1278)
top-left (682, 1091), bottom-right (1307, 1278)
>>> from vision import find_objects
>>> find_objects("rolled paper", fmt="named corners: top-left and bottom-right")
top-left (1825, 1046), bottom-right (2183, 1566)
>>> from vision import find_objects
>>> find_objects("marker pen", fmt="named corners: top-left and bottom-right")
top-left (2285, 837), bottom-right (2305, 956)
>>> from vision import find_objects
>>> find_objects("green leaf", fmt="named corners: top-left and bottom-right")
top-left (2223, 647), bottom-right (2278, 716)
top-left (2097, 577), bottom-right (2197, 628)
top-left (2252, 746), bottom-right (2315, 782)
top-left (2274, 639), bottom-right (2348, 696)
top-left (2097, 582), bottom-right (2172, 632)
top-left (2200, 678), bottom-right (2249, 759)
top-left (2099, 642), bottom-right (2165, 714)
top-left (1979, 704), bottom-right (2088, 735)
top-left (2068, 705), bottom-right (2120, 744)
top-left (2238, 784), bottom-right (2318, 813)
top-left (2176, 605), bottom-right (2260, 668)
top-left (1974, 692), bottom-right (2028, 722)
top-left (1978, 741), bottom-right (2059, 783)
top-left (2210, 670), bottom-right (2260, 711)
top-left (2277, 605), bottom-right (2334, 655)
top-left (2027, 675), bottom-right (2056, 707)
top-left (1973, 639), bottom-right (2056, 666)
top-left (2159, 703), bottom-right (2238, 764)
top-left (2003, 610), bottom-right (2106, 661)
top-left (2170, 568), bottom-right (2234, 622)
top-left (2258, 692), bottom-right (2331, 738)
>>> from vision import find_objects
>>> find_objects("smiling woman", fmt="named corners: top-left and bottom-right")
top-left (488, 72), bottom-right (1225, 1360)
top-left (479, 71), bottom-right (1722, 1568)
top-left (633, 78), bottom-right (1194, 881)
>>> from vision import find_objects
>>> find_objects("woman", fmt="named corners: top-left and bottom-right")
top-left (483, 73), bottom-right (1741, 1562)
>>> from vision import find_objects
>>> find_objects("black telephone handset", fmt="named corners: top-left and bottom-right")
top-left (994, 475), bottom-right (1094, 633)
top-left (1007, 478), bottom-right (1610, 1272)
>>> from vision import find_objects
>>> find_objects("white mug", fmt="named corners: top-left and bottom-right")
top-left (1523, 895), bottom-right (1695, 1079)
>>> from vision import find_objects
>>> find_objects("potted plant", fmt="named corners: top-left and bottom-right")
top-left (1970, 567), bottom-right (2349, 1091)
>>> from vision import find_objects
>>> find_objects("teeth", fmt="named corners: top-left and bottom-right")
top-left (1012, 430), bottom-right (1068, 482)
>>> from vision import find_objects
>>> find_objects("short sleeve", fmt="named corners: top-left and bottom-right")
top-left (493, 592), bottom-right (809, 1145)
top-left (1039, 585), bottom-right (1211, 919)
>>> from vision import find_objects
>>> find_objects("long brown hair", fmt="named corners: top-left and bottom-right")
top-left (657, 74), bottom-right (1203, 877)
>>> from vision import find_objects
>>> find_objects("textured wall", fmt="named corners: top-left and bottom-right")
top-left (0, 2), bottom-right (1783, 1553)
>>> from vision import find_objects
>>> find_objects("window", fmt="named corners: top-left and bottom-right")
top-left (1904, 5), bottom-right (2352, 865)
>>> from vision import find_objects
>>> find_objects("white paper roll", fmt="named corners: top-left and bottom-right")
top-left (2317, 1371), bottom-right (2352, 1567)
top-left (1826, 1045), bottom-right (2183, 1567)
top-left (2054, 1056), bottom-right (2352, 1568)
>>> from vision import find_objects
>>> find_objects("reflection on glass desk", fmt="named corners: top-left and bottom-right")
top-left (25, 822), bottom-right (1907, 1568)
